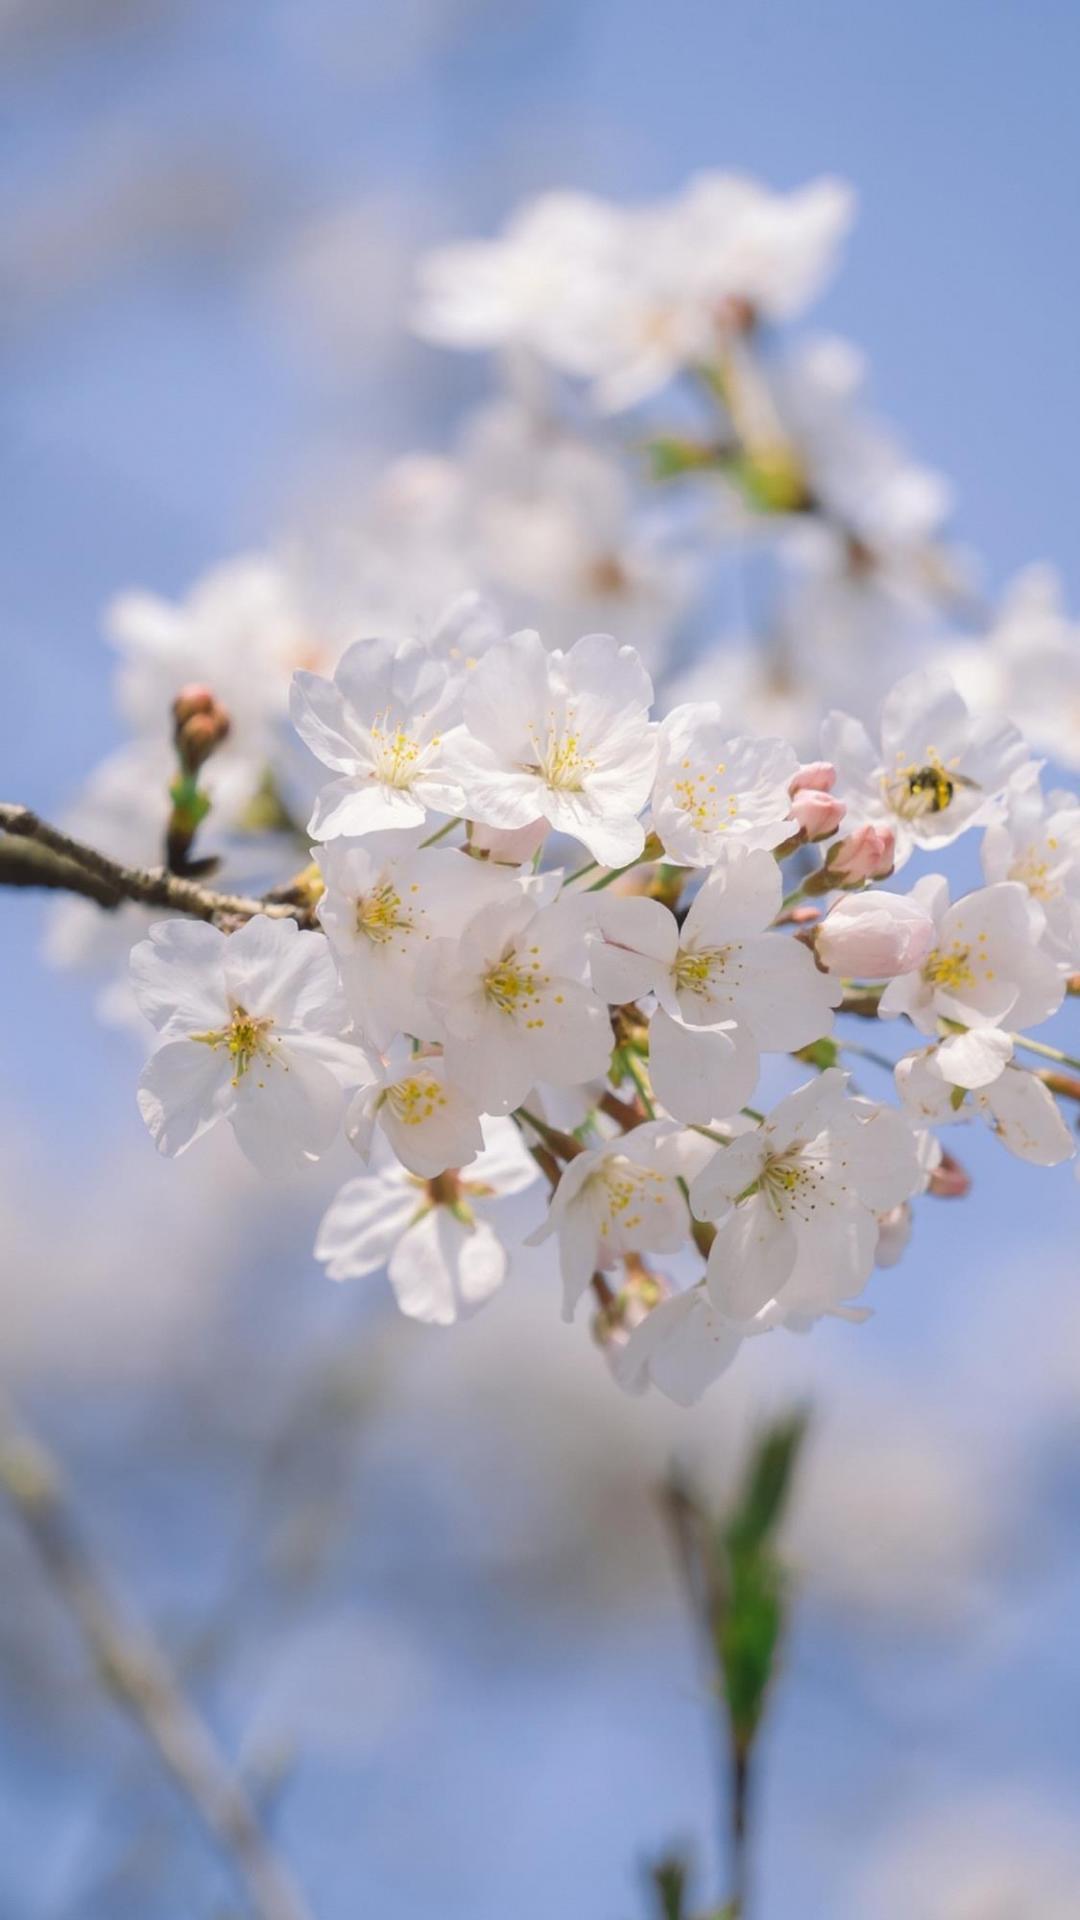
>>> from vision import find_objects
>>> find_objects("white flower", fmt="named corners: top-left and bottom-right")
top-left (879, 876), bottom-right (1065, 1085)
top-left (315, 1119), bottom-right (539, 1325)
top-left (413, 177), bottom-right (852, 415)
top-left (314, 833), bottom-right (517, 1047)
top-left (411, 190), bottom-right (626, 369)
top-left (131, 916), bottom-right (367, 1174)
top-left (589, 845), bottom-right (838, 1123)
top-left (896, 1048), bottom-right (1075, 1167)
top-left (456, 400), bottom-right (693, 666)
top-left (816, 888), bottom-right (936, 979)
top-left (446, 628), bottom-right (657, 869)
top-left (108, 555), bottom-right (308, 802)
top-left (982, 781), bottom-right (1080, 967)
top-left (418, 891), bottom-right (613, 1115)
top-left (650, 702), bottom-right (798, 867)
top-left (529, 1121), bottom-right (709, 1319)
top-left (610, 1283), bottom-right (744, 1405)
top-left (344, 1042), bottom-right (485, 1179)
top-left (291, 637), bottom-right (468, 839)
top-left (949, 565), bottom-right (1080, 772)
top-left (689, 1070), bottom-right (923, 1326)
top-left (822, 667), bottom-right (1032, 868)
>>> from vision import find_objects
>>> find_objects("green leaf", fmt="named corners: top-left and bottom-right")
top-left (723, 1412), bottom-right (808, 1560)
top-left (647, 1852), bottom-right (690, 1920)
top-left (793, 1036), bottom-right (840, 1072)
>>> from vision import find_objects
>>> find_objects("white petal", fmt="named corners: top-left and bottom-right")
top-left (230, 1045), bottom-right (344, 1174)
top-left (935, 1026), bottom-right (1013, 1090)
top-left (984, 1068), bottom-right (1076, 1166)
top-left (387, 1209), bottom-right (508, 1325)
top-left (649, 1009), bottom-right (760, 1125)
top-left (315, 1174), bottom-right (419, 1280)
top-left (136, 1039), bottom-right (234, 1157)
top-left (129, 920), bottom-right (228, 1037)
top-left (705, 1197), bottom-right (798, 1321)
top-left (588, 895), bottom-right (677, 1003)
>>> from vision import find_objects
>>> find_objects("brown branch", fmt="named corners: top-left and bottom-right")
top-left (0, 805), bottom-right (314, 929)
top-left (0, 1396), bottom-right (314, 1920)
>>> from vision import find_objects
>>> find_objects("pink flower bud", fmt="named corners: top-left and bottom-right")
top-left (828, 823), bottom-right (896, 886)
top-left (816, 890), bottom-right (935, 979)
top-left (789, 760), bottom-right (837, 796)
top-left (789, 788), bottom-right (846, 841)
top-left (928, 1149), bottom-right (972, 1200)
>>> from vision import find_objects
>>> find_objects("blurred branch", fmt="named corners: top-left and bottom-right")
top-left (0, 1395), bottom-right (315, 1920)
top-left (658, 1414), bottom-right (809, 1920)
top-left (0, 804), bottom-right (314, 927)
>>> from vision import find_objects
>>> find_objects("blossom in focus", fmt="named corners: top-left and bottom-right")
top-left (879, 875), bottom-right (1065, 1086)
top-left (344, 1041), bottom-right (486, 1179)
top-left (419, 891), bottom-right (613, 1114)
top-left (689, 1070), bottom-right (923, 1326)
top-left (589, 844), bottom-right (838, 1122)
top-left (816, 889), bottom-right (935, 980)
top-left (131, 916), bottom-right (367, 1174)
top-left (529, 1121), bottom-right (710, 1319)
top-left (316, 1118), bottom-right (539, 1324)
top-left (445, 628), bottom-right (657, 869)
top-left (651, 702), bottom-right (799, 867)
top-left (314, 833), bottom-right (517, 1047)
top-left (823, 667), bottom-right (1033, 868)
top-left (291, 636), bottom-right (468, 838)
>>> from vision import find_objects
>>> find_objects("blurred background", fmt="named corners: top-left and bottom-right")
top-left (4, 4), bottom-right (1080, 1915)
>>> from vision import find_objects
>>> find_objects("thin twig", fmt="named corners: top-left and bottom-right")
top-left (0, 1396), bottom-right (315, 1920)
top-left (0, 804), bottom-right (313, 928)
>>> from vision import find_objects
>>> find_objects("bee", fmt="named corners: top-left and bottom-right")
top-left (896, 764), bottom-right (981, 819)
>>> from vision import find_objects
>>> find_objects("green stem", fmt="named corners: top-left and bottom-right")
top-left (621, 1048), bottom-right (657, 1117)
top-left (1009, 1032), bottom-right (1080, 1075)
top-left (419, 816), bottom-right (461, 848)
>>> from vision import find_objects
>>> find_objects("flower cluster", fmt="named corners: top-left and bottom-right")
top-left (128, 633), bottom-right (1079, 1405)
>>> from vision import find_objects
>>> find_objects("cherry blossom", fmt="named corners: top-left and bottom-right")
top-left (981, 781), bottom-right (1080, 968)
top-left (878, 876), bottom-right (1066, 1085)
top-left (131, 916), bottom-right (367, 1175)
top-left (823, 667), bottom-right (1033, 868)
top-left (344, 1042), bottom-right (486, 1179)
top-left (650, 702), bottom-right (799, 867)
top-left (589, 845), bottom-right (838, 1122)
top-left (418, 890), bottom-right (613, 1114)
top-left (529, 1121), bottom-right (709, 1319)
top-left (896, 1048), bottom-right (1075, 1167)
top-left (314, 833), bottom-right (517, 1047)
top-left (689, 1071), bottom-right (924, 1326)
top-left (316, 1119), bottom-right (540, 1324)
top-left (445, 628), bottom-right (657, 869)
top-left (291, 637), bottom-right (469, 839)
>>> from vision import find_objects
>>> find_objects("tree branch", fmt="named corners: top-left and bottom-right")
top-left (0, 1395), bottom-right (315, 1920)
top-left (0, 805), bottom-right (313, 928)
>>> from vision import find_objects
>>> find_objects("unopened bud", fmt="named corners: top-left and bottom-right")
top-left (826, 823), bottom-right (896, 887)
top-left (172, 683), bottom-right (217, 726)
top-left (928, 1149), bottom-right (972, 1199)
top-left (788, 788), bottom-right (846, 841)
top-left (173, 687), bottom-right (230, 774)
top-left (816, 890), bottom-right (934, 979)
top-left (790, 760), bottom-right (837, 796)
